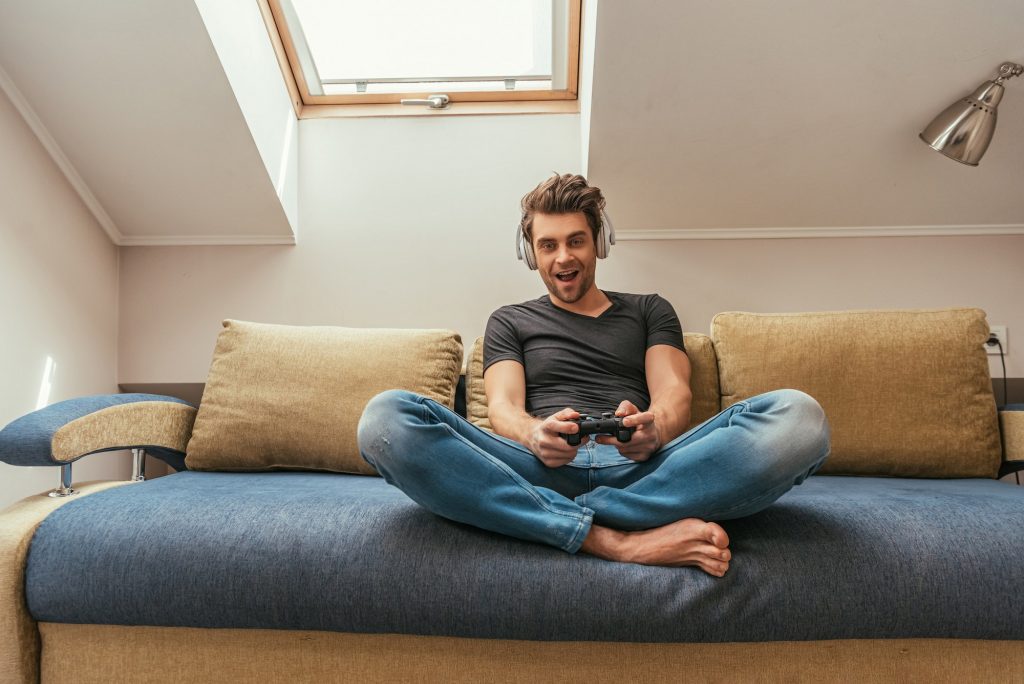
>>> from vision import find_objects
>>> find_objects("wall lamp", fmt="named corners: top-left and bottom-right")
top-left (920, 61), bottom-right (1023, 166)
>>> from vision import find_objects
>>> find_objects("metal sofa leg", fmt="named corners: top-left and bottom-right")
top-left (131, 448), bottom-right (147, 482)
top-left (47, 463), bottom-right (77, 498)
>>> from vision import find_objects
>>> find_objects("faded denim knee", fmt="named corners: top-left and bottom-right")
top-left (357, 389), bottom-right (422, 469)
top-left (770, 388), bottom-right (831, 475)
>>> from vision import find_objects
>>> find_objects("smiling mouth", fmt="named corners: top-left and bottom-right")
top-left (555, 269), bottom-right (579, 283)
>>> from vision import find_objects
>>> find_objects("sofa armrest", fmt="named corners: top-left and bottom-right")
top-left (0, 394), bottom-right (196, 471)
top-left (998, 406), bottom-right (1024, 478)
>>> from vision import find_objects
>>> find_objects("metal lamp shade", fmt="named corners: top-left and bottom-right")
top-left (920, 81), bottom-right (1005, 166)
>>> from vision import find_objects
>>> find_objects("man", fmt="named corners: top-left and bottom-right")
top-left (358, 174), bottom-right (830, 577)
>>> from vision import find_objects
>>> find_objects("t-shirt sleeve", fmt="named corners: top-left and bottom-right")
top-left (644, 295), bottom-right (685, 352)
top-left (483, 307), bottom-right (524, 372)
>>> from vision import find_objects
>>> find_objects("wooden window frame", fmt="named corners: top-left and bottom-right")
top-left (258, 0), bottom-right (582, 118)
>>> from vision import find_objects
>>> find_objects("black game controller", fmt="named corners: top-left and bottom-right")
top-left (560, 413), bottom-right (636, 446)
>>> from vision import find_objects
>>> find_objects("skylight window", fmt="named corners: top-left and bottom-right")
top-left (265, 0), bottom-right (581, 113)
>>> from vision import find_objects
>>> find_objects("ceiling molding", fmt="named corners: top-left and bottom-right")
top-left (118, 235), bottom-right (297, 247)
top-left (0, 63), bottom-right (124, 246)
top-left (614, 224), bottom-right (1024, 241)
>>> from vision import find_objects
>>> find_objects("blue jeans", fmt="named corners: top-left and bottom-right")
top-left (357, 389), bottom-right (830, 554)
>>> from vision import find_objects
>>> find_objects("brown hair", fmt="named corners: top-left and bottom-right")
top-left (520, 173), bottom-right (606, 242)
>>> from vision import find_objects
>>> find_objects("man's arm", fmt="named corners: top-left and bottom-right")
top-left (595, 343), bottom-right (692, 460)
top-left (645, 343), bottom-right (693, 444)
top-left (484, 359), bottom-right (584, 468)
top-left (484, 360), bottom-right (536, 444)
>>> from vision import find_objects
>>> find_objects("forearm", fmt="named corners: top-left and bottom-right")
top-left (650, 386), bottom-right (692, 446)
top-left (488, 402), bottom-right (543, 447)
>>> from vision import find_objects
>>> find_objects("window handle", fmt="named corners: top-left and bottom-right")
top-left (400, 94), bottom-right (450, 109)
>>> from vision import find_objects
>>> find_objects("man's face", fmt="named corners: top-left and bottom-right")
top-left (530, 212), bottom-right (598, 306)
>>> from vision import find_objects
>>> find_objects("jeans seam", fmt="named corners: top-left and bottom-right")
top-left (725, 400), bottom-right (751, 428)
top-left (564, 508), bottom-right (594, 553)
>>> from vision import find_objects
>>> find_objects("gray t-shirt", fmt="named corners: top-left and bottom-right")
top-left (483, 291), bottom-right (685, 418)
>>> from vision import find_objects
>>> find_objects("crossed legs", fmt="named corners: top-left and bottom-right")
top-left (358, 389), bottom-right (830, 576)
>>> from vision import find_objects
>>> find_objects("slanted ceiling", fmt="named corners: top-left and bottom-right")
top-left (1, 1), bottom-right (1021, 245)
top-left (0, 1), bottom-right (294, 245)
top-left (587, 0), bottom-right (1024, 238)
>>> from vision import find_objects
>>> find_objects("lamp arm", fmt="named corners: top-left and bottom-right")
top-left (995, 62), bottom-right (1024, 83)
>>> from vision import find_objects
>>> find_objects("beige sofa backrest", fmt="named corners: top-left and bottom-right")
top-left (466, 308), bottom-right (1003, 479)
top-left (711, 308), bottom-right (1001, 478)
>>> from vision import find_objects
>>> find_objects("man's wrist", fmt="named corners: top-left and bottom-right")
top-left (492, 410), bottom-right (543, 449)
top-left (518, 416), bottom-right (544, 451)
top-left (650, 404), bottom-right (686, 446)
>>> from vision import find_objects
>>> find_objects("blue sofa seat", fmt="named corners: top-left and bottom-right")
top-left (25, 471), bottom-right (1024, 642)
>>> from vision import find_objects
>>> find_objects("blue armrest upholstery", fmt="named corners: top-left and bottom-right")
top-left (0, 394), bottom-right (196, 471)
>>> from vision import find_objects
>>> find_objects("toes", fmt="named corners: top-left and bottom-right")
top-left (694, 544), bottom-right (730, 562)
top-left (704, 522), bottom-right (730, 549)
top-left (701, 559), bottom-right (729, 577)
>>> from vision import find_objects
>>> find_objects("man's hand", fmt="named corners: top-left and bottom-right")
top-left (528, 407), bottom-right (586, 468)
top-left (595, 400), bottom-right (662, 461)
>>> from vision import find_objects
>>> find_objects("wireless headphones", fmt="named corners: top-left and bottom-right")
top-left (515, 208), bottom-right (616, 271)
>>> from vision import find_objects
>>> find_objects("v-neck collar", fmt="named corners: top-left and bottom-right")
top-left (543, 291), bottom-right (616, 320)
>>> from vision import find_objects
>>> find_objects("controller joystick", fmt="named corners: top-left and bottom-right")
top-left (561, 412), bottom-right (636, 446)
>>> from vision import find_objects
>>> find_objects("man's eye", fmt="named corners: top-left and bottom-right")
top-left (570, 238), bottom-right (584, 247)
top-left (540, 243), bottom-right (555, 251)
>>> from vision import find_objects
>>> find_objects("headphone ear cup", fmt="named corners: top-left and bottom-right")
top-left (524, 239), bottom-right (538, 270)
top-left (597, 208), bottom-right (614, 259)
top-left (516, 228), bottom-right (538, 270)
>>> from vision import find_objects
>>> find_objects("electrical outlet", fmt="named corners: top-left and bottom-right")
top-left (986, 325), bottom-right (1008, 355)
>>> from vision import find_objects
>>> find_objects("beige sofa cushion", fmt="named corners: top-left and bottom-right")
top-left (466, 333), bottom-right (720, 433)
top-left (711, 308), bottom-right (1000, 478)
top-left (466, 337), bottom-right (492, 431)
top-left (682, 333), bottom-right (721, 429)
top-left (186, 320), bottom-right (463, 476)
top-left (1000, 410), bottom-right (1024, 463)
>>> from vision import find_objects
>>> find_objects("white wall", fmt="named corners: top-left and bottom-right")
top-left (0, 86), bottom-right (127, 511)
top-left (119, 204), bottom-right (1024, 379)
top-left (600, 235), bottom-right (1024, 378)
top-left (118, 114), bottom-right (582, 381)
top-left (118, 107), bottom-right (1023, 381)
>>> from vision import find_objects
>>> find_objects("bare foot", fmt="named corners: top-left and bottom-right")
top-left (579, 519), bottom-right (731, 577)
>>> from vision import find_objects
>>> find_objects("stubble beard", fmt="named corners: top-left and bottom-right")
top-left (542, 268), bottom-right (595, 305)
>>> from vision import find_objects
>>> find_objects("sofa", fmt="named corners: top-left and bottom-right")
top-left (2, 308), bottom-right (1022, 683)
